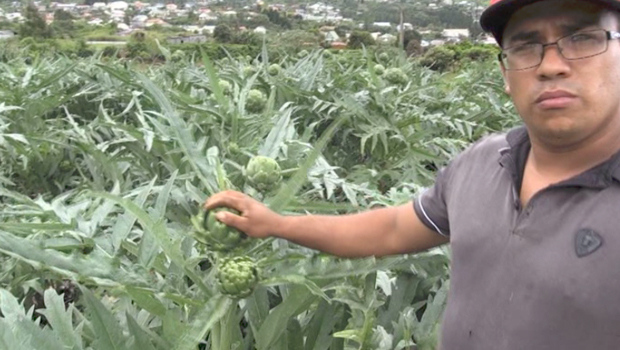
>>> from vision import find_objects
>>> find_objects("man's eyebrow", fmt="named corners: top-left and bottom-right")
top-left (505, 17), bottom-right (600, 46)
top-left (560, 18), bottom-right (600, 32)
top-left (505, 30), bottom-right (541, 45)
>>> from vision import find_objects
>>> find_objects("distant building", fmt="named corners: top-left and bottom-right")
top-left (442, 28), bottom-right (470, 41)
top-left (0, 30), bottom-right (16, 40)
top-left (166, 34), bottom-right (207, 44)
top-left (108, 1), bottom-right (129, 11)
top-left (254, 26), bottom-right (266, 35)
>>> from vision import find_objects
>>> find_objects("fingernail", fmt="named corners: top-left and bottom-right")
top-left (216, 212), bottom-right (225, 221)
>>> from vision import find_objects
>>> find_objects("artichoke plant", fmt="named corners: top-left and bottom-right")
top-left (216, 256), bottom-right (260, 298)
top-left (374, 64), bottom-right (385, 76)
top-left (245, 155), bottom-right (282, 193)
top-left (268, 63), bottom-right (281, 76)
top-left (384, 67), bottom-right (408, 85)
top-left (191, 209), bottom-right (246, 252)
top-left (245, 89), bottom-right (266, 113)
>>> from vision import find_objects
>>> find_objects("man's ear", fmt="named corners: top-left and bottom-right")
top-left (499, 61), bottom-right (511, 95)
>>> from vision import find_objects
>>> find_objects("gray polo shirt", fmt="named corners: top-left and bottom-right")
top-left (414, 126), bottom-right (620, 350)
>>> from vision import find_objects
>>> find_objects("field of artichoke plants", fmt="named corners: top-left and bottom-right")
top-left (0, 45), bottom-right (520, 350)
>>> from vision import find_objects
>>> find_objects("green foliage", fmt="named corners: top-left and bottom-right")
top-left (214, 23), bottom-right (233, 43)
top-left (348, 31), bottom-right (375, 49)
top-left (420, 42), bottom-right (499, 71)
top-left (19, 3), bottom-right (53, 39)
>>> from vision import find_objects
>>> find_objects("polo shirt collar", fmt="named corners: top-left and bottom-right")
top-left (498, 126), bottom-right (620, 189)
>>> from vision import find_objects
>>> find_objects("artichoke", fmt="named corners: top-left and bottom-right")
top-left (378, 52), bottom-right (390, 63)
top-left (245, 89), bottom-right (266, 113)
top-left (218, 80), bottom-right (232, 95)
top-left (384, 67), bottom-right (408, 85)
top-left (191, 209), bottom-right (246, 251)
top-left (268, 63), bottom-right (281, 76)
top-left (374, 64), bottom-right (385, 76)
top-left (243, 65), bottom-right (256, 76)
top-left (171, 50), bottom-right (186, 62)
top-left (216, 256), bottom-right (260, 298)
top-left (246, 156), bottom-right (282, 192)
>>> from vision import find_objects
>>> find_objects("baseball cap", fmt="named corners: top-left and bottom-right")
top-left (480, 0), bottom-right (620, 45)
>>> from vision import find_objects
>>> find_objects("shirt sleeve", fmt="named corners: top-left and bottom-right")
top-left (413, 163), bottom-right (454, 237)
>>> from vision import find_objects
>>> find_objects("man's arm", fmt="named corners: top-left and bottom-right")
top-left (204, 191), bottom-right (449, 258)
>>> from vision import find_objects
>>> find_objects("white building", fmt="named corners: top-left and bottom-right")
top-left (108, 1), bottom-right (129, 11)
top-left (6, 13), bottom-right (23, 21)
top-left (254, 26), bottom-right (266, 34)
top-left (0, 30), bottom-right (16, 40)
top-left (442, 28), bottom-right (470, 40)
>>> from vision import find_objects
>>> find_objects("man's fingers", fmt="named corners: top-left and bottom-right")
top-left (204, 190), bottom-right (246, 211)
top-left (216, 210), bottom-right (247, 232)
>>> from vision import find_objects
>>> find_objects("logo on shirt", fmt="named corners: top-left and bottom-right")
top-left (575, 228), bottom-right (603, 258)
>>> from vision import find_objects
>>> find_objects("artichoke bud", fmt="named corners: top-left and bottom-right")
top-left (191, 209), bottom-right (247, 252)
top-left (216, 256), bottom-right (260, 298)
top-left (245, 156), bottom-right (282, 193)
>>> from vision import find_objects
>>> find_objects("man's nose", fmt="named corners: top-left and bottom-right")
top-left (536, 43), bottom-right (571, 77)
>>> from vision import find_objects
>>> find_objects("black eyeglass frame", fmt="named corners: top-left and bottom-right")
top-left (498, 29), bottom-right (620, 71)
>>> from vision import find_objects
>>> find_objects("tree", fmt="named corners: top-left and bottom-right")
top-left (19, 3), bottom-right (52, 39)
top-left (214, 24), bottom-right (233, 43)
top-left (397, 29), bottom-right (422, 50)
top-left (51, 9), bottom-right (74, 38)
top-left (347, 31), bottom-right (375, 49)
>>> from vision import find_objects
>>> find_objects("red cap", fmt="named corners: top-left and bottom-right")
top-left (480, 0), bottom-right (620, 45)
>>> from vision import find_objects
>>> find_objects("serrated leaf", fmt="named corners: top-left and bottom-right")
top-left (38, 288), bottom-right (83, 350)
top-left (80, 286), bottom-right (129, 350)
top-left (172, 295), bottom-right (231, 350)
top-left (126, 313), bottom-right (158, 350)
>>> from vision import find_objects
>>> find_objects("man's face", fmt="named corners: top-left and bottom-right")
top-left (501, 0), bottom-right (620, 147)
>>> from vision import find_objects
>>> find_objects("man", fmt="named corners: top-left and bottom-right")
top-left (205, 0), bottom-right (620, 348)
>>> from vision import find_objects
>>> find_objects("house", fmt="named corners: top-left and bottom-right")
top-left (146, 18), bottom-right (170, 27)
top-left (92, 2), bottom-right (107, 9)
top-left (254, 26), bottom-right (266, 34)
top-left (108, 1), bottom-right (129, 11)
top-left (377, 33), bottom-right (396, 43)
top-left (372, 22), bottom-right (392, 28)
top-left (6, 12), bottom-right (23, 21)
top-left (0, 30), bottom-right (16, 40)
top-left (165, 3), bottom-right (178, 11)
top-left (323, 30), bottom-right (339, 43)
top-left (199, 12), bottom-right (217, 21)
top-left (166, 34), bottom-right (206, 44)
top-left (88, 18), bottom-right (104, 25)
top-left (442, 28), bottom-right (470, 41)
top-left (396, 23), bottom-right (413, 31)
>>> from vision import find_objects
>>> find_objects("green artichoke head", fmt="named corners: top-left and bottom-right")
top-left (245, 156), bottom-right (282, 192)
top-left (245, 89), bottom-right (266, 114)
top-left (374, 64), bottom-right (385, 76)
top-left (384, 67), bottom-right (408, 85)
top-left (191, 208), bottom-right (247, 251)
top-left (268, 63), bottom-right (281, 76)
top-left (216, 256), bottom-right (260, 298)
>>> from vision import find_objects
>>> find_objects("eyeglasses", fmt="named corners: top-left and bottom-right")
top-left (499, 29), bottom-right (620, 71)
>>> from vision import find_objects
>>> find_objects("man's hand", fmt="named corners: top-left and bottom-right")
top-left (204, 190), bottom-right (282, 239)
